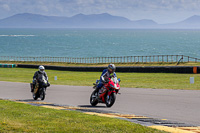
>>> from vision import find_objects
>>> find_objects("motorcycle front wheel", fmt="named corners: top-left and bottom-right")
top-left (40, 88), bottom-right (45, 100)
top-left (90, 90), bottom-right (98, 106)
top-left (106, 93), bottom-right (116, 107)
top-left (33, 93), bottom-right (38, 100)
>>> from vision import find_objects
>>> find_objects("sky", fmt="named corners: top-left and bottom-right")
top-left (1, 0), bottom-right (200, 24)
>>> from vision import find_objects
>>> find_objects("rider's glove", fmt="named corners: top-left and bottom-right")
top-left (47, 81), bottom-right (50, 87)
top-left (104, 77), bottom-right (109, 83)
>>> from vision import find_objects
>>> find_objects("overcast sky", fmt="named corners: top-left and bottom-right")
top-left (1, 0), bottom-right (200, 24)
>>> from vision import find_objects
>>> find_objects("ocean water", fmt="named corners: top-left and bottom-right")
top-left (0, 29), bottom-right (200, 58)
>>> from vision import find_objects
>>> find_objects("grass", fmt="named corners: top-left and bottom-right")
top-left (120, 72), bottom-right (200, 90)
top-left (0, 100), bottom-right (166, 133)
top-left (0, 67), bottom-right (200, 90)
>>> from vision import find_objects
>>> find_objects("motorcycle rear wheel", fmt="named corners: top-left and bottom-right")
top-left (90, 90), bottom-right (98, 106)
top-left (106, 93), bottom-right (116, 107)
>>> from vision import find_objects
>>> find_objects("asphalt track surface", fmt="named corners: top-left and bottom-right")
top-left (0, 81), bottom-right (200, 126)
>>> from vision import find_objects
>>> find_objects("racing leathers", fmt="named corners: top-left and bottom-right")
top-left (32, 71), bottom-right (49, 92)
top-left (96, 69), bottom-right (117, 92)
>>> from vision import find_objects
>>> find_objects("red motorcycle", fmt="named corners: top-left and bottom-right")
top-left (90, 77), bottom-right (121, 107)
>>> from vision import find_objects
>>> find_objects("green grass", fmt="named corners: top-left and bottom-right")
top-left (119, 73), bottom-right (200, 90)
top-left (0, 67), bottom-right (200, 90)
top-left (0, 100), bottom-right (166, 133)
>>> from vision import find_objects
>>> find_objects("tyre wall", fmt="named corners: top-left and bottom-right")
top-left (17, 64), bottom-right (200, 74)
top-left (0, 64), bottom-right (16, 68)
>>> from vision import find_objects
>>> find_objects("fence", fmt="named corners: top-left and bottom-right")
top-left (0, 55), bottom-right (200, 64)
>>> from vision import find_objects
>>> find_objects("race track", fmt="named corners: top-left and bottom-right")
top-left (0, 81), bottom-right (199, 126)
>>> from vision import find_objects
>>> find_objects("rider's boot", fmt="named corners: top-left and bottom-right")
top-left (31, 84), bottom-right (34, 92)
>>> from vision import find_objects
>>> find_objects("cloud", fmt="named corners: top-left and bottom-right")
top-left (1, 0), bottom-right (200, 14)
top-left (1, 4), bottom-right (10, 11)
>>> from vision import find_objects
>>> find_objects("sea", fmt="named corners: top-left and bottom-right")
top-left (0, 28), bottom-right (200, 58)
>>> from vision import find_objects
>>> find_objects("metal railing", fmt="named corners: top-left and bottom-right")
top-left (0, 55), bottom-right (200, 64)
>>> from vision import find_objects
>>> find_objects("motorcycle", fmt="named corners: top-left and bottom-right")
top-left (30, 75), bottom-right (50, 100)
top-left (90, 77), bottom-right (121, 107)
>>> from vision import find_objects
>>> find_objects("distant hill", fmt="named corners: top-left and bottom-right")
top-left (0, 13), bottom-right (157, 28)
top-left (176, 15), bottom-right (200, 28)
top-left (161, 15), bottom-right (200, 29)
top-left (64, 13), bottom-right (134, 28)
top-left (0, 13), bottom-right (69, 28)
top-left (0, 13), bottom-right (200, 29)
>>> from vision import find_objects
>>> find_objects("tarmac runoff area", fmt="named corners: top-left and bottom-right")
top-left (0, 81), bottom-right (200, 133)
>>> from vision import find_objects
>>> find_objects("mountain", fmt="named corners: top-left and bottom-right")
top-left (182, 15), bottom-right (200, 23)
top-left (68, 13), bottom-right (134, 28)
top-left (0, 13), bottom-right (69, 28)
top-left (0, 13), bottom-right (158, 28)
top-left (176, 15), bottom-right (200, 28)
top-left (0, 13), bottom-right (200, 29)
top-left (161, 15), bottom-right (200, 29)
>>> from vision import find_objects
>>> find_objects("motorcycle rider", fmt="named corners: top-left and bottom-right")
top-left (96, 64), bottom-right (117, 93)
top-left (31, 65), bottom-right (50, 92)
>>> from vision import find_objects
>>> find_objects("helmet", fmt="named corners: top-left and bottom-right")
top-left (39, 65), bottom-right (45, 73)
top-left (108, 64), bottom-right (116, 73)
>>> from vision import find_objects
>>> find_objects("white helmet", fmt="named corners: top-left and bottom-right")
top-left (108, 64), bottom-right (116, 73)
top-left (39, 65), bottom-right (45, 73)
